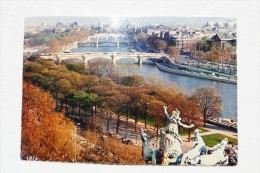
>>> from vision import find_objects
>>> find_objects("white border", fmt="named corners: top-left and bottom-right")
top-left (1, 0), bottom-right (260, 173)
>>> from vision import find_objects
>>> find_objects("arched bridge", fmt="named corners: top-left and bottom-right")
top-left (79, 33), bottom-right (130, 48)
top-left (39, 52), bottom-right (164, 65)
top-left (87, 33), bottom-right (128, 41)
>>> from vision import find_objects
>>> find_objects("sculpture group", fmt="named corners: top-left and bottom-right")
top-left (140, 106), bottom-right (234, 166)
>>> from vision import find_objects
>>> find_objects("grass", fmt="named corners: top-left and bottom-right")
top-left (129, 114), bottom-right (155, 127)
top-left (201, 133), bottom-right (238, 147)
top-left (128, 114), bottom-right (208, 135)
top-left (179, 127), bottom-right (209, 136)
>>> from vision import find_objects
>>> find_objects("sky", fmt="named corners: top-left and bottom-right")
top-left (25, 16), bottom-right (235, 26)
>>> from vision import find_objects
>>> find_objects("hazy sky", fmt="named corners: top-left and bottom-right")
top-left (25, 16), bottom-right (235, 26)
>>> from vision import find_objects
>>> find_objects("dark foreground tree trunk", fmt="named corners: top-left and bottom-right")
top-left (125, 109), bottom-right (129, 139)
top-left (144, 113), bottom-right (147, 129)
top-left (134, 108), bottom-right (138, 133)
top-left (188, 128), bottom-right (191, 142)
top-left (116, 115), bottom-right (120, 134)
top-left (106, 112), bottom-right (110, 132)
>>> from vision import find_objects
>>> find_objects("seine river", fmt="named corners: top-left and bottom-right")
top-left (72, 44), bottom-right (237, 120)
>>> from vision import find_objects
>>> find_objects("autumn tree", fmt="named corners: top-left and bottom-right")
top-left (66, 62), bottom-right (86, 74)
top-left (168, 46), bottom-right (179, 60)
top-left (191, 87), bottom-right (222, 126)
top-left (21, 81), bottom-right (76, 161)
top-left (197, 37), bottom-right (212, 52)
top-left (148, 99), bottom-right (165, 140)
top-left (153, 39), bottom-right (167, 53)
top-left (138, 94), bottom-right (155, 129)
top-left (120, 74), bottom-right (146, 87)
top-left (73, 91), bottom-right (88, 117)
top-left (133, 33), bottom-right (150, 43)
top-left (176, 95), bottom-right (203, 141)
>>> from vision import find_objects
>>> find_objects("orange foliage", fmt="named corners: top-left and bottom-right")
top-left (21, 81), bottom-right (76, 161)
top-left (82, 130), bottom-right (144, 164)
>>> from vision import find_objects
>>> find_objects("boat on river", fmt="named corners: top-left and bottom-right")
top-left (155, 62), bottom-right (237, 84)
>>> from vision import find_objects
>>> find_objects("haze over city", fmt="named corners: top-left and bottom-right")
top-left (25, 16), bottom-right (236, 27)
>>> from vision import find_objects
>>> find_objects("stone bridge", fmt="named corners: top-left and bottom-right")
top-left (39, 52), bottom-right (164, 65)
top-left (87, 33), bottom-right (127, 41)
top-left (79, 33), bottom-right (130, 48)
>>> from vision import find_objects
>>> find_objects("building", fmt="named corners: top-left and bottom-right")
top-left (55, 22), bottom-right (80, 34)
top-left (211, 34), bottom-right (237, 47)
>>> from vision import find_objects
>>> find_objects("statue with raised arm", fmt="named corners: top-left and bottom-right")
top-left (159, 106), bottom-right (194, 164)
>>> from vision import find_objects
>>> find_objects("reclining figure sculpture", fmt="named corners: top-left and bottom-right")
top-left (191, 138), bottom-right (229, 166)
top-left (181, 128), bottom-right (207, 165)
top-left (140, 128), bottom-right (157, 164)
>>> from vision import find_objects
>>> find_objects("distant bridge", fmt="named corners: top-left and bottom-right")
top-left (87, 33), bottom-right (128, 41)
top-left (78, 41), bottom-right (131, 48)
top-left (78, 33), bottom-right (130, 48)
top-left (39, 52), bottom-right (164, 65)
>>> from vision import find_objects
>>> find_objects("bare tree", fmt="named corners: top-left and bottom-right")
top-left (154, 39), bottom-right (167, 53)
top-left (191, 87), bottom-right (222, 127)
top-left (168, 46), bottom-right (179, 60)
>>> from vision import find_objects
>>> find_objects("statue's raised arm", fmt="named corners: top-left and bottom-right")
top-left (163, 106), bottom-right (171, 121)
top-left (178, 120), bottom-right (194, 129)
top-left (175, 110), bottom-right (194, 128)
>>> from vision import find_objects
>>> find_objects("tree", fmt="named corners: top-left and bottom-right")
top-left (148, 99), bottom-right (165, 141)
top-left (154, 39), bottom-right (167, 52)
top-left (57, 79), bottom-right (73, 109)
top-left (138, 94), bottom-right (155, 129)
top-left (21, 81), bottom-right (76, 161)
top-left (191, 87), bottom-right (222, 126)
top-left (176, 95), bottom-right (203, 141)
top-left (197, 37), bottom-right (212, 52)
top-left (73, 91), bottom-right (88, 117)
top-left (120, 74), bottom-right (145, 87)
top-left (133, 33), bottom-right (150, 43)
top-left (122, 87), bottom-right (145, 133)
top-left (168, 46), bottom-right (179, 60)
top-left (82, 93), bottom-right (98, 120)
top-left (66, 63), bottom-right (86, 74)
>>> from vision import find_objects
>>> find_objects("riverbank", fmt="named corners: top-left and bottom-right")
top-left (155, 61), bottom-right (237, 84)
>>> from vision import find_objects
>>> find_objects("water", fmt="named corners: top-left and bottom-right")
top-left (72, 44), bottom-right (237, 120)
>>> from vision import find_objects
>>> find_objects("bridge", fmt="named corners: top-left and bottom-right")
top-left (78, 41), bottom-right (131, 48)
top-left (79, 33), bottom-right (130, 48)
top-left (87, 33), bottom-right (128, 41)
top-left (39, 52), bottom-right (164, 65)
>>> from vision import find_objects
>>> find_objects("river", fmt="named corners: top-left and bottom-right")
top-left (71, 43), bottom-right (237, 120)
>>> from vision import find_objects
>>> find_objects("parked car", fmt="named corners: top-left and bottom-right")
top-left (74, 122), bottom-right (81, 126)
top-left (54, 106), bottom-right (62, 113)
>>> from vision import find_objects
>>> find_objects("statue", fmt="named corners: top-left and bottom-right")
top-left (139, 106), bottom-right (235, 166)
top-left (159, 106), bottom-right (194, 164)
top-left (181, 129), bottom-right (207, 165)
top-left (192, 138), bottom-right (229, 166)
top-left (140, 128), bottom-right (157, 164)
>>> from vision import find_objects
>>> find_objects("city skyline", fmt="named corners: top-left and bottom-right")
top-left (25, 16), bottom-right (236, 27)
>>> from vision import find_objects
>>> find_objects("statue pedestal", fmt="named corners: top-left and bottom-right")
top-left (160, 133), bottom-right (183, 164)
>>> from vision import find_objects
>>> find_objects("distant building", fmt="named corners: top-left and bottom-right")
top-left (211, 34), bottom-right (236, 47)
top-left (204, 21), bottom-right (236, 29)
top-left (55, 22), bottom-right (80, 34)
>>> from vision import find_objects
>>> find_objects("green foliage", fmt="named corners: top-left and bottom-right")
top-left (197, 37), bottom-right (212, 52)
top-left (121, 75), bottom-right (145, 87)
top-left (133, 33), bottom-right (150, 42)
top-left (27, 32), bottom-right (69, 46)
top-left (66, 63), bottom-right (86, 74)
top-left (202, 133), bottom-right (238, 147)
top-left (24, 32), bottom-right (34, 39)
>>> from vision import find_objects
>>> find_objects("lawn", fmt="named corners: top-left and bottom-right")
top-left (129, 114), bottom-right (208, 135)
top-left (201, 133), bottom-right (238, 147)
top-left (179, 127), bottom-right (208, 136)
